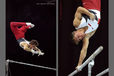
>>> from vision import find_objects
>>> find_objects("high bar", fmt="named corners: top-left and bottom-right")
top-left (96, 68), bottom-right (109, 76)
top-left (6, 59), bottom-right (56, 71)
top-left (68, 46), bottom-right (103, 76)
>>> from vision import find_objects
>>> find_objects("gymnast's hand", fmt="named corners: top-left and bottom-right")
top-left (90, 13), bottom-right (95, 21)
top-left (75, 66), bottom-right (82, 72)
top-left (32, 47), bottom-right (44, 56)
top-left (38, 51), bottom-right (44, 56)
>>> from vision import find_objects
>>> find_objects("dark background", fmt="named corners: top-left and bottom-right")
top-left (59, 0), bottom-right (108, 76)
top-left (6, 0), bottom-right (56, 76)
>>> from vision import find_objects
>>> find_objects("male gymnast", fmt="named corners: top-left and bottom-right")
top-left (72, 0), bottom-right (101, 70)
top-left (10, 22), bottom-right (44, 56)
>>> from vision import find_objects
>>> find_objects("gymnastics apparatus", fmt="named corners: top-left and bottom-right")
top-left (6, 59), bottom-right (56, 76)
top-left (68, 46), bottom-right (109, 76)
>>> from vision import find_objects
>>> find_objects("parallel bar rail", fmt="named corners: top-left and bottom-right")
top-left (96, 68), bottom-right (109, 76)
top-left (68, 46), bottom-right (103, 76)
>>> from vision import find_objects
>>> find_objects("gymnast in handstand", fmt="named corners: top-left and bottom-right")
top-left (72, 0), bottom-right (101, 71)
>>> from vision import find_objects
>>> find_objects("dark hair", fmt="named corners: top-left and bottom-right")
top-left (29, 40), bottom-right (39, 46)
top-left (72, 31), bottom-right (79, 45)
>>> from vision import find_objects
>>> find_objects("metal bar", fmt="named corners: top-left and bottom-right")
top-left (96, 68), bottom-right (109, 76)
top-left (68, 46), bottom-right (103, 76)
top-left (6, 59), bottom-right (56, 71)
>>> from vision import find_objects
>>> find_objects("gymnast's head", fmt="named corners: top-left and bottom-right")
top-left (72, 29), bottom-right (85, 45)
top-left (29, 40), bottom-right (39, 49)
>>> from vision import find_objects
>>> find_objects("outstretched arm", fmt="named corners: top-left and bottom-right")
top-left (33, 47), bottom-right (44, 56)
top-left (20, 42), bottom-right (44, 56)
top-left (76, 30), bottom-right (96, 69)
top-left (76, 37), bottom-right (89, 69)
top-left (33, 47), bottom-right (41, 51)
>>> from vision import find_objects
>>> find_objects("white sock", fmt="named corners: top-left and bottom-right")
top-left (26, 22), bottom-right (32, 26)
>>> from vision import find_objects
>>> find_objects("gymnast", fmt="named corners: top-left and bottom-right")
top-left (10, 22), bottom-right (44, 56)
top-left (72, 0), bottom-right (101, 71)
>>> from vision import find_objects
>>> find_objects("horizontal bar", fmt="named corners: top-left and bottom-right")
top-left (96, 68), bottom-right (109, 76)
top-left (68, 46), bottom-right (103, 76)
top-left (6, 59), bottom-right (56, 71)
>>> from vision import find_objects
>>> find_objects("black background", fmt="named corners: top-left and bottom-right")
top-left (59, 0), bottom-right (108, 76)
top-left (6, 0), bottom-right (56, 76)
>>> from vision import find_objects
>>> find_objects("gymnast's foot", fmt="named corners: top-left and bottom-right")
top-left (38, 51), bottom-right (44, 56)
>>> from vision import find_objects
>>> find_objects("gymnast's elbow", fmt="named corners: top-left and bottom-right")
top-left (77, 6), bottom-right (83, 12)
top-left (73, 19), bottom-right (80, 28)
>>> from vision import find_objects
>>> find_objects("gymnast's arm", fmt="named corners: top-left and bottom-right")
top-left (33, 46), bottom-right (43, 53)
top-left (77, 37), bottom-right (90, 66)
top-left (33, 46), bottom-right (44, 56)
top-left (82, 37), bottom-right (89, 53)
top-left (20, 42), bottom-right (32, 52)
top-left (76, 6), bottom-right (95, 20)
top-left (73, 6), bottom-right (95, 28)
top-left (81, 37), bottom-right (89, 58)
top-left (78, 31), bottom-right (97, 64)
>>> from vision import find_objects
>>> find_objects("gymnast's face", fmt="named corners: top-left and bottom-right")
top-left (73, 30), bottom-right (85, 43)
